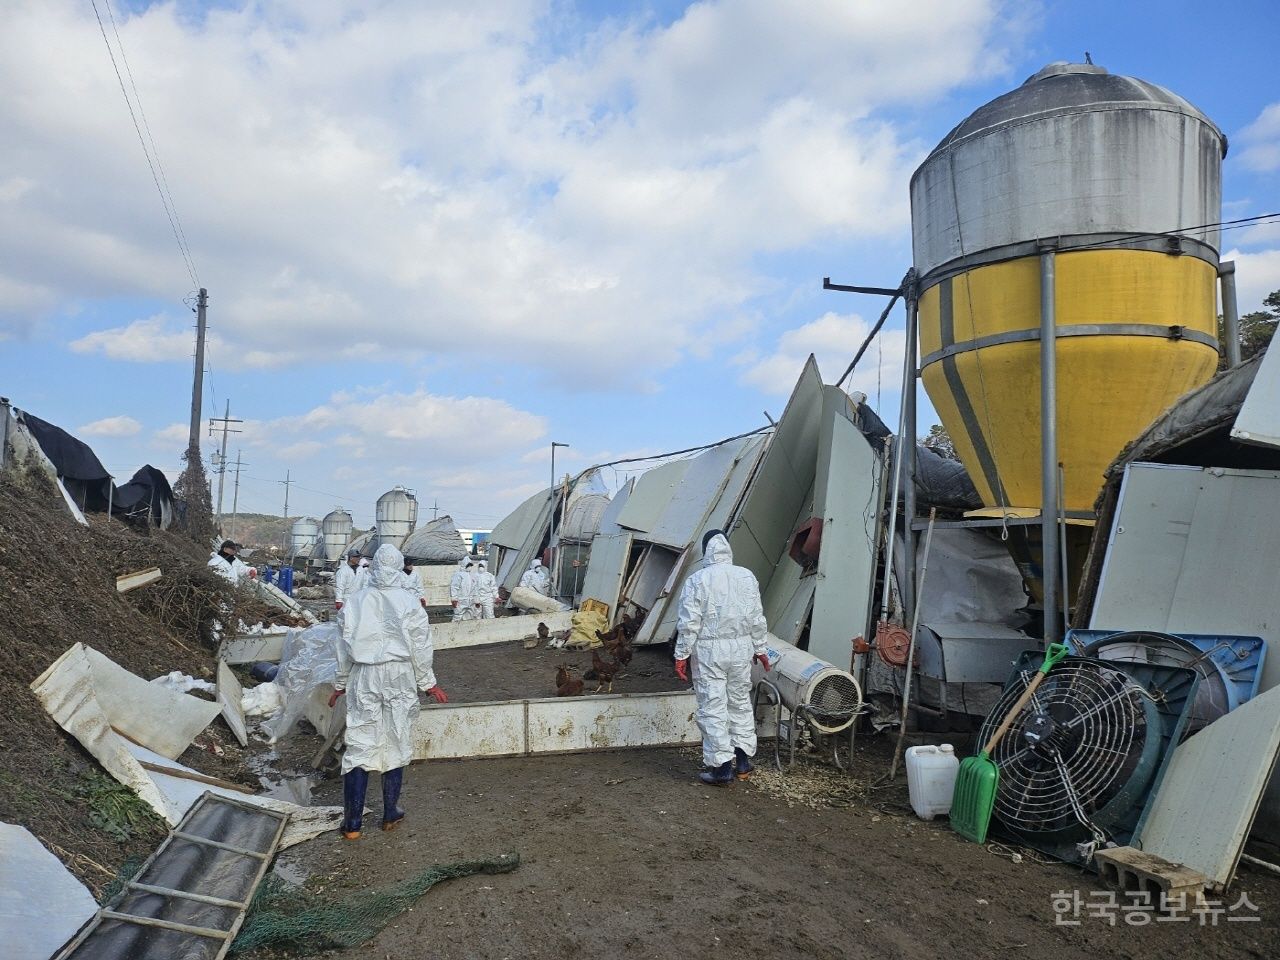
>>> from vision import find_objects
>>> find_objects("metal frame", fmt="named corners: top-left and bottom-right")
top-left (919, 322), bottom-right (1218, 369)
top-left (55, 792), bottom-right (288, 960)
top-left (752, 679), bottom-right (862, 773)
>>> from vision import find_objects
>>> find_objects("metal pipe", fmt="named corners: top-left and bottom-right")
top-left (1220, 260), bottom-right (1241, 368)
top-left (877, 299), bottom-right (914, 625)
top-left (1039, 248), bottom-right (1060, 643)
top-left (890, 507), bottom-right (937, 780)
top-left (1058, 462), bottom-right (1070, 634)
top-left (901, 294), bottom-right (919, 620)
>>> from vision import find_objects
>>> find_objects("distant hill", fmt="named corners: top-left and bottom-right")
top-left (219, 513), bottom-right (290, 550)
top-left (220, 514), bottom-right (371, 554)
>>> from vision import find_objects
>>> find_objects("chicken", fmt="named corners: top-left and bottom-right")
top-left (555, 664), bottom-right (584, 697)
top-left (619, 611), bottom-right (640, 641)
top-left (594, 622), bottom-right (626, 646)
top-left (537, 622), bottom-right (550, 640)
top-left (590, 650), bottom-right (620, 693)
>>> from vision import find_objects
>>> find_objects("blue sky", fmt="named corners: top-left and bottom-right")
top-left (2, 0), bottom-right (1277, 530)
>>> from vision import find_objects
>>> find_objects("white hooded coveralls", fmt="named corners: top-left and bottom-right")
top-left (208, 551), bottom-right (249, 583)
top-left (334, 559), bottom-right (367, 607)
top-left (519, 561), bottom-right (550, 596)
top-left (449, 558), bottom-right (476, 622)
top-left (473, 562), bottom-right (498, 619)
top-left (335, 545), bottom-right (436, 774)
top-left (675, 534), bottom-right (768, 768)
top-left (401, 567), bottom-right (426, 607)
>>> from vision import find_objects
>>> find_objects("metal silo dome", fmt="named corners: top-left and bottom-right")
top-left (909, 60), bottom-right (1226, 608)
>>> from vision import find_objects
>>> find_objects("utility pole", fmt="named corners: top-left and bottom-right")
top-left (280, 470), bottom-right (293, 553)
top-left (208, 400), bottom-right (242, 528)
top-left (187, 288), bottom-right (208, 453)
top-left (431, 499), bottom-right (439, 521)
top-left (229, 451), bottom-right (247, 540)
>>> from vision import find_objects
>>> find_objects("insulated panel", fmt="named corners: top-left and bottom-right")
top-left (1139, 685), bottom-right (1280, 891)
top-left (808, 388), bottom-right (886, 668)
top-left (578, 532), bottom-right (634, 617)
top-left (1090, 462), bottom-right (1280, 842)
top-left (729, 357), bottom-right (825, 586)
top-left (1231, 329), bottom-right (1280, 449)
top-left (615, 459), bottom-right (693, 534)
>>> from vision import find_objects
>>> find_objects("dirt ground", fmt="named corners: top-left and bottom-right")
top-left (259, 734), bottom-right (1280, 960)
top-left (434, 641), bottom-right (683, 703)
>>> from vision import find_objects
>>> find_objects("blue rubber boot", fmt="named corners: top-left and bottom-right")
top-left (733, 747), bottom-right (754, 781)
top-left (699, 760), bottom-right (735, 787)
top-left (342, 768), bottom-right (369, 839)
top-left (382, 767), bottom-right (406, 831)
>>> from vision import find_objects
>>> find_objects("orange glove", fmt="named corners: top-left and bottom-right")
top-left (753, 653), bottom-right (772, 672)
top-left (425, 686), bottom-right (449, 704)
top-left (674, 658), bottom-right (689, 682)
top-left (328, 688), bottom-right (345, 708)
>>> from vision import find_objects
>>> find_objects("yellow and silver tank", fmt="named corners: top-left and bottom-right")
top-left (910, 61), bottom-right (1226, 532)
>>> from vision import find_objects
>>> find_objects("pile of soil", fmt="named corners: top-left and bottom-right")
top-left (0, 467), bottom-right (266, 896)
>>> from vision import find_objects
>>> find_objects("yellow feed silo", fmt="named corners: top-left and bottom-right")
top-left (910, 62), bottom-right (1227, 610)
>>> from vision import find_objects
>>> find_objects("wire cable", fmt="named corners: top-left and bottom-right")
top-left (89, 0), bottom-right (200, 289)
top-left (835, 287), bottom-right (903, 388)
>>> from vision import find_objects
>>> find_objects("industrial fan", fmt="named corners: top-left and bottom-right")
top-left (976, 651), bottom-right (1199, 865)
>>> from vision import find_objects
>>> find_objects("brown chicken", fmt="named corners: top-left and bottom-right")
top-left (537, 622), bottom-right (550, 640)
top-left (555, 664), bottom-right (584, 697)
top-left (590, 650), bottom-right (620, 693)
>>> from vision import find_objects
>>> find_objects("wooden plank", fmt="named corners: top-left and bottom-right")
top-left (137, 760), bottom-right (256, 796)
top-left (116, 567), bottom-right (162, 593)
top-left (98, 910), bottom-right (228, 940)
top-left (431, 611), bottom-right (573, 650)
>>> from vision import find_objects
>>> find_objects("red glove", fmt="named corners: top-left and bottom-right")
top-left (335, 601), bottom-right (344, 610)
top-left (248, 568), bottom-right (258, 579)
top-left (753, 653), bottom-right (772, 672)
top-left (451, 600), bottom-right (458, 608)
top-left (328, 688), bottom-right (345, 708)
top-left (425, 686), bottom-right (449, 704)
top-left (674, 658), bottom-right (690, 682)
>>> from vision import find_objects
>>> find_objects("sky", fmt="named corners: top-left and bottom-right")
top-left (2, 0), bottom-right (1278, 531)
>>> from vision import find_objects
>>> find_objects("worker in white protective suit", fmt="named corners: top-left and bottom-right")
top-left (328, 544), bottom-right (448, 839)
top-left (449, 557), bottom-right (475, 622)
top-left (208, 540), bottom-right (251, 583)
top-left (334, 548), bottom-right (367, 612)
top-left (473, 560), bottom-right (498, 619)
top-left (401, 558), bottom-right (427, 609)
top-left (519, 560), bottom-right (551, 596)
top-left (674, 530), bottom-right (771, 786)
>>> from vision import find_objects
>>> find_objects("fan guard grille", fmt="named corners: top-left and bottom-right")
top-left (979, 661), bottom-right (1149, 835)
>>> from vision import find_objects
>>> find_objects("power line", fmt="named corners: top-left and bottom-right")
top-left (89, 0), bottom-right (200, 289)
top-left (101, 0), bottom-right (198, 284)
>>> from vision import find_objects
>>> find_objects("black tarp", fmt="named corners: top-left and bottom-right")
top-left (114, 464), bottom-right (174, 527)
top-left (16, 409), bottom-right (114, 512)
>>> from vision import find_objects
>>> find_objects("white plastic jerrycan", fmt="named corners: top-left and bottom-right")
top-left (905, 744), bottom-right (959, 820)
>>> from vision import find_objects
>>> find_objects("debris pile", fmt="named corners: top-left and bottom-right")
top-left (0, 467), bottom-right (258, 894)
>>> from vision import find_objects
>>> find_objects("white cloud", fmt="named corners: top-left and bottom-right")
top-left (1237, 102), bottom-right (1280, 173)
top-left (78, 414), bottom-right (141, 437)
top-left (0, 0), bottom-right (1017, 381)
top-left (68, 314), bottom-right (197, 362)
top-left (153, 422), bottom-right (189, 444)
top-left (740, 310), bottom-right (905, 400)
top-left (1224, 247), bottom-right (1280, 314)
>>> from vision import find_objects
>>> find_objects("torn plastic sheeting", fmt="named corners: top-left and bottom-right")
top-left (242, 680), bottom-right (284, 717)
top-left (32, 643), bottom-right (222, 761)
top-left (151, 670), bottom-right (216, 694)
top-left (508, 585), bottom-right (568, 614)
top-left (125, 741), bottom-right (341, 850)
top-left (261, 623), bottom-right (340, 743)
top-left (0, 823), bottom-right (99, 960)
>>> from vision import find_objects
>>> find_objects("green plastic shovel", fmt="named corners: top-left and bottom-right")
top-left (951, 642), bottom-right (1070, 844)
